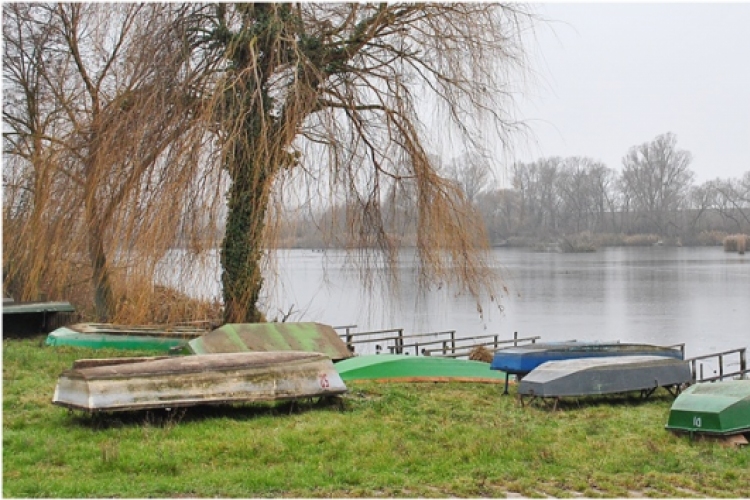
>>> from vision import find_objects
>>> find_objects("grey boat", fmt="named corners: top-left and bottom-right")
top-left (518, 355), bottom-right (692, 406)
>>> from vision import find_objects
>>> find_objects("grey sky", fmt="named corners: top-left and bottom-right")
top-left (511, 2), bottom-right (750, 185)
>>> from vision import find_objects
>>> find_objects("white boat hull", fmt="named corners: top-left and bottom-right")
top-left (52, 351), bottom-right (347, 412)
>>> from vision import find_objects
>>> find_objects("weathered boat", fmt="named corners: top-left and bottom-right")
top-left (46, 323), bottom-right (206, 352)
top-left (335, 354), bottom-right (505, 383)
top-left (3, 300), bottom-right (76, 337)
top-left (52, 351), bottom-right (347, 412)
top-left (518, 355), bottom-right (692, 404)
top-left (187, 322), bottom-right (353, 361)
top-left (665, 379), bottom-right (750, 436)
top-left (491, 341), bottom-right (685, 377)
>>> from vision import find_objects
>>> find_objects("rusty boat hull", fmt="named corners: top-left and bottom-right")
top-left (52, 351), bottom-right (347, 412)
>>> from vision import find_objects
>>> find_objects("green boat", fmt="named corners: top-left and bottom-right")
top-left (46, 323), bottom-right (206, 352)
top-left (335, 354), bottom-right (506, 383)
top-left (186, 322), bottom-right (353, 361)
top-left (666, 380), bottom-right (750, 436)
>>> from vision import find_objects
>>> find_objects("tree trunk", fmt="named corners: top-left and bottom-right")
top-left (87, 223), bottom-right (115, 321)
top-left (220, 144), bottom-right (271, 324)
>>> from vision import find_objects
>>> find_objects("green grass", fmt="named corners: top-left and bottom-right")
top-left (4, 337), bottom-right (749, 498)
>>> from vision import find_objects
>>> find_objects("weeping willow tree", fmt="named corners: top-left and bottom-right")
top-left (3, 2), bottom-right (533, 325)
top-left (2, 3), bottom-right (223, 322)
top-left (191, 3), bottom-right (533, 323)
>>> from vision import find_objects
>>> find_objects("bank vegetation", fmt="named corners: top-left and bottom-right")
top-left (3, 339), bottom-right (749, 498)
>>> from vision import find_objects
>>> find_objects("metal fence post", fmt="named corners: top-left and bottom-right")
top-left (345, 327), bottom-right (354, 353)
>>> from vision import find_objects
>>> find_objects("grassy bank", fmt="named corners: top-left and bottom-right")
top-left (3, 338), bottom-right (748, 498)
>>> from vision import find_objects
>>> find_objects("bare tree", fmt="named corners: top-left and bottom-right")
top-left (4, 3), bottom-right (534, 324)
top-left (182, 3), bottom-right (533, 322)
top-left (711, 176), bottom-right (750, 232)
top-left (620, 132), bottom-right (694, 236)
top-left (3, 4), bottom-right (218, 321)
top-left (512, 157), bottom-right (563, 236)
top-left (444, 152), bottom-right (494, 205)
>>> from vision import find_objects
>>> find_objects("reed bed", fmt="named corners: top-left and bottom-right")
top-left (723, 234), bottom-right (748, 254)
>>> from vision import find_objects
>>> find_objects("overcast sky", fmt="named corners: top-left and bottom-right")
top-left (508, 2), bottom-right (750, 185)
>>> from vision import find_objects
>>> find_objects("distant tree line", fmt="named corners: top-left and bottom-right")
top-left (280, 132), bottom-right (750, 249)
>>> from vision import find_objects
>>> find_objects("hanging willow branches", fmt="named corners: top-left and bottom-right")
top-left (3, 3), bottom-right (534, 324)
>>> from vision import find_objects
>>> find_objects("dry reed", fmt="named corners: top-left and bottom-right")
top-left (723, 234), bottom-right (748, 254)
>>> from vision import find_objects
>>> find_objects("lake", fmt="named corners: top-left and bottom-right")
top-left (169, 246), bottom-right (749, 361)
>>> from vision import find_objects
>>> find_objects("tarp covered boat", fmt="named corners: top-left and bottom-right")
top-left (52, 351), bottom-right (347, 412)
top-left (518, 355), bottom-right (691, 399)
top-left (491, 341), bottom-right (684, 376)
top-left (666, 379), bottom-right (750, 436)
top-left (187, 322), bottom-right (353, 361)
top-left (335, 354), bottom-right (505, 383)
top-left (46, 323), bottom-right (206, 352)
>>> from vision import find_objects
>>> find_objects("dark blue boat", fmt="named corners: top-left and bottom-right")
top-left (491, 341), bottom-right (684, 377)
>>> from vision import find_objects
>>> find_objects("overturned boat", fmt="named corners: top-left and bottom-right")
top-left (187, 322), bottom-right (353, 361)
top-left (3, 300), bottom-right (76, 337)
top-left (335, 354), bottom-right (505, 384)
top-left (46, 323), bottom-right (207, 352)
top-left (518, 355), bottom-right (691, 404)
top-left (666, 379), bottom-right (750, 436)
top-left (491, 341), bottom-right (685, 377)
top-left (52, 351), bottom-right (347, 413)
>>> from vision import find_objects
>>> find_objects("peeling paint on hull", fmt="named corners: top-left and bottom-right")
top-left (52, 351), bottom-right (347, 412)
top-left (187, 322), bottom-right (353, 361)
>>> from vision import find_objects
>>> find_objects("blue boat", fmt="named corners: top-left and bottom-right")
top-left (491, 341), bottom-right (684, 378)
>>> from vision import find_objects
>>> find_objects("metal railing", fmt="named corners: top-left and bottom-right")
top-left (334, 325), bottom-right (539, 358)
top-left (687, 347), bottom-right (748, 383)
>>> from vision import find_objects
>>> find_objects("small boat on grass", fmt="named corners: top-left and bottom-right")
top-left (335, 354), bottom-right (505, 383)
top-left (187, 322), bottom-right (353, 361)
top-left (518, 355), bottom-right (691, 408)
top-left (3, 300), bottom-right (76, 337)
top-left (666, 380), bottom-right (750, 436)
top-left (46, 323), bottom-right (206, 352)
top-left (491, 341), bottom-right (685, 377)
top-left (52, 351), bottom-right (347, 413)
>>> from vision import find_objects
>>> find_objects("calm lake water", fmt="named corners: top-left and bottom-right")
top-left (171, 246), bottom-right (749, 361)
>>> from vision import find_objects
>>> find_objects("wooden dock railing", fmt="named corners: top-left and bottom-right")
top-left (687, 347), bottom-right (748, 383)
